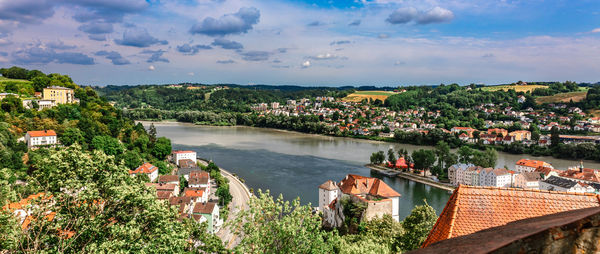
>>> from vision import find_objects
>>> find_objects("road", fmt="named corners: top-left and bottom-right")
top-left (215, 167), bottom-right (251, 249)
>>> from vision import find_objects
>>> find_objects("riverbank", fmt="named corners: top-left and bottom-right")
top-left (198, 158), bottom-right (251, 249)
top-left (368, 164), bottom-right (455, 192)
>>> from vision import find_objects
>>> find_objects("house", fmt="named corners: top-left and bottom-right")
top-left (515, 159), bottom-right (552, 173)
top-left (0, 92), bottom-right (18, 100)
top-left (479, 168), bottom-right (513, 187)
top-left (450, 127), bottom-right (477, 138)
top-left (42, 86), bottom-right (75, 104)
top-left (145, 182), bottom-right (180, 197)
top-left (177, 159), bottom-right (201, 180)
top-left (539, 176), bottom-right (595, 193)
top-left (129, 162), bottom-right (159, 182)
top-left (169, 196), bottom-right (194, 215)
top-left (192, 202), bottom-right (221, 233)
top-left (422, 185), bottom-right (600, 247)
top-left (188, 171), bottom-right (210, 193)
top-left (158, 175), bottom-right (180, 185)
top-left (517, 95), bottom-right (526, 103)
top-left (487, 128), bottom-right (508, 137)
top-left (25, 130), bottom-right (57, 149)
top-left (319, 174), bottom-right (401, 228)
top-left (514, 172), bottom-right (542, 189)
top-left (509, 130), bottom-right (531, 141)
top-left (558, 166), bottom-right (600, 184)
top-left (172, 150), bottom-right (197, 166)
top-left (183, 187), bottom-right (208, 203)
top-left (448, 164), bottom-right (473, 186)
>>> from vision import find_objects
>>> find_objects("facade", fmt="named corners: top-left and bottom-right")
top-left (184, 187), bottom-right (208, 203)
top-left (515, 159), bottom-right (553, 173)
top-left (192, 202), bottom-right (221, 233)
top-left (145, 183), bottom-right (180, 197)
top-left (188, 170), bottom-right (210, 193)
top-left (539, 176), bottom-right (595, 193)
top-left (514, 172), bottom-right (542, 189)
top-left (172, 151), bottom-right (197, 166)
top-left (25, 130), bottom-right (57, 148)
top-left (479, 168), bottom-right (513, 187)
top-left (318, 174), bottom-right (401, 228)
top-left (129, 162), bottom-right (159, 182)
top-left (509, 130), bottom-right (532, 141)
top-left (42, 86), bottom-right (75, 104)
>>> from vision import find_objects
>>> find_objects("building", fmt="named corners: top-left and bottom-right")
top-left (129, 162), bottom-right (159, 182)
top-left (169, 196), bottom-right (194, 215)
top-left (450, 127), bottom-right (477, 138)
top-left (192, 202), bottom-right (221, 233)
top-left (145, 182), bottom-right (179, 197)
top-left (422, 185), bottom-right (600, 247)
top-left (183, 187), bottom-right (208, 203)
top-left (319, 174), bottom-right (401, 227)
top-left (0, 92), bottom-right (18, 100)
top-left (172, 151), bottom-right (197, 166)
top-left (558, 165), bottom-right (600, 184)
top-left (416, 207), bottom-right (600, 253)
top-left (513, 172), bottom-right (542, 189)
top-left (515, 159), bottom-right (552, 173)
top-left (479, 168), bottom-right (513, 187)
top-left (25, 130), bottom-right (57, 148)
top-left (188, 171), bottom-right (210, 193)
top-left (42, 86), bottom-right (75, 104)
top-left (539, 176), bottom-right (595, 193)
top-left (509, 130), bottom-right (531, 141)
top-left (158, 175), bottom-right (180, 185)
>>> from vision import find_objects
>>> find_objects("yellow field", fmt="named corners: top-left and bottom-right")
top-left (536, 91), bottom-right (587, 104)
top-left (342, 91), bottom-right (398, 102)
top-left (481, 85), bottom-right (547, 93)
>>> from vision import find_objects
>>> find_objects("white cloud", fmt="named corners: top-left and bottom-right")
top-left (592, 28), bottom-right (600, 33)
top-left (301, 60), bottom-right (311, 68)
top-left (148, 65), bottom-right (155, 71)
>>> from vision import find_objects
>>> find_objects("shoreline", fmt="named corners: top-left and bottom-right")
top-left (368, 164), bottom-right (455, 192)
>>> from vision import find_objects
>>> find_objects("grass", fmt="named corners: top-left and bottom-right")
top-left (342, 90), bottom-right (398, 102)
top-left (536, 91), bottom-right (587, 104)
top-left (480, 84), bottom-right (548, 93)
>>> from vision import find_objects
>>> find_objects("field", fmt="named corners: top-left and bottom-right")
top-left (480, 84), bottom-right (548, 93)
top-left (536, 91), bottom-right (587, 104)
top-left (342, 90), bottom-right (398, 102)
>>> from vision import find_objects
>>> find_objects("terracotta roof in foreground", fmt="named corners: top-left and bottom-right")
top-left (422, 185), bottom-right (600, 247)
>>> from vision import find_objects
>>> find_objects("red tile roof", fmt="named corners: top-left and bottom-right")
top-left (422, 185), bottom-right (600, 247)
top-left (173, 150), bottom-right (195, 154)
top-left (158, 175), bottom-right (179, 183)
top-left (318, 180), bottom-right (337, 191)
top-left (516, 159), bottom-right (550, 169)
top-left (129, 162), bottom-right (157, 174)
top-left (27, 130), bottom-right (57, 137)
top-left (184, 187), bottom-right (205, 197)
top-left (559, 168), bottom-right (600, 183)
top-left (193, 201), bottom-right (216, 214)
top-left (339, 174), bottom-right (400, 198)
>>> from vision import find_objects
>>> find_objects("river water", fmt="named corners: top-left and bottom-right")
top-left (147, 122), bottom-right (600, 220)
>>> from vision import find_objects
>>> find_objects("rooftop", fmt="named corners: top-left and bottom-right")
top-left (27, 130), bottom-right (57, 137)
top-left (129, 162), bottom-right (158, 175)
top-left (422, 185), bottom-right (600, 247)
top-left (193, 202), bottom-right (217, 214)
top-left (338, 174), bottom-right (400, 198)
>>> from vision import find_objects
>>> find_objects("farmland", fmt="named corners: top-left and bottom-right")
top-left (480, 84), bottom-right (547, 93)
top-left (342, 90), bottom-right (398, 102)
top-left (536, 91), bottom-right (587, 104)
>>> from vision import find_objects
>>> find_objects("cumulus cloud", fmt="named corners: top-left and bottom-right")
top-left (176, 43), bottom-right (212, 55)
top-left (141, 49), bottom-right (169, 63)
top-left (330, 40), bottom-right (351, 46)
top-left (301, 60), bottom-right (311, 68)
top-left (115, 28), bottom-right (168, 47)
top-left (211, 38), bottom-right (243, 50)
top-left (239, 51), bottom-right (270, 61)
top-left (95, 50), bottom-right (130, 65)
top-left (12, 45), bottom-right (94, 65)
top-left (189, 7), bottom-right (260, 36)
top-left (216, 59), bottom-right (235, 64)
top-left (148, 65), bottom-right (155, 71)
top-left (386, 6), bottom-right (454, 25)
top-left (348, 20), bottom-right (361, 26)
top-left (46, 40), bottom-right (77, 50)
top-left (0, 0), bottom-right (55, 25)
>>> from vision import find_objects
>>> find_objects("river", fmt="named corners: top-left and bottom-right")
top-left (147, 122), bottom-right (600, 220)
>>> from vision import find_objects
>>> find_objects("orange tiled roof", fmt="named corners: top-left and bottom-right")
top-left (559, 168), bottom-right (600, 183)
top-left (422, 185), bottom-right (600, 247)
top-left (318, 180), bottom-right (338, 191)
top-left (184, 187), bottom-right (205, 197)
top-left (516, 159), bottom-right (549, 169)
top-left (27, 130), bottom-right (57, 137)
top-left (129, 162), bottom-right (157, 174)
top-left (339, 174), bottom-right (400, 198)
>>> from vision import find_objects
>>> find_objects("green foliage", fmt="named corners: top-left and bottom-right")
top-left (370, 151), bottom-right (385, 164)
top-left (91, 135), bottom-right (124, 156)
top-left (231, 190), bottom-right (336, 253)
top-left (397, 201), bottom-right (438, 251)
top-left (59, 127), bottom-right (85, 146)
top-left (412, 149), bottom-right (436, 171)
top-left (0, 66), bottom-right (28, 79)
top-left (387, 148), bottom-right (396, 165)
top-left (151, 137), bottom-right (171, 160)
top-left (1, 96), bottom-right (24, 113)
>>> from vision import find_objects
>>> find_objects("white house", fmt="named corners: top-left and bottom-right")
top-left (192, 202), bottom-right (222, 233)
top-left (129, 162), bottom-right (159, 182)
top-left (480, 168), bottom-right (513, 187)
top-left (172, 150), bottom-right (197, 166)
top-left (448, 164), bottom-right (474, 186)
top-left (25, 130), bottom-right (57, 148)
top-left (188, 171), bottom-right (210, 194)
top-left (318, 180), bottom-right (343, 228)
top-left (539, 176), bottom-right (595, 193)
top-left (515, 159), bottom-right (553, 173)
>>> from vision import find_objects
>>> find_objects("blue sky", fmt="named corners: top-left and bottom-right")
top-left (0, 0), bottom-right (599, 86)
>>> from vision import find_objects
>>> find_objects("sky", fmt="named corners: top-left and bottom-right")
top-left (0, 0), bottom-right (599, 86)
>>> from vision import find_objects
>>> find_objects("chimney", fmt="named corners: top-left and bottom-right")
top-left (580, 161), bottom-right (584, 173)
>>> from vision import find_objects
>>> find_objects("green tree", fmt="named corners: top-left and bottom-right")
top-left (412, 149), bottom-right (436, 175)
top-left (1, 96), bottom-right (24, 113)
top-left (396, 201), bottom-right (438, 251)
top-left (148, 123), bottom-right (157, 143)
top-left (370, 151), bottom-right (385, 165)
top-left (387, 148), bottom-right (396, 165)
top-left (471, 148), bottom-right (498, 168)
top-left (457, 146), bottom-right (473, 164)
top-left (59, 127), bottom-right (85, 146)
top-left (550, 126), bottom-right (560, 148)
top-left (151, 137), bottom-right (172, 159)
top-left (231, 190), bottom-right (335, 254)
top-left (91, 135), bottom-right (124, 156)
